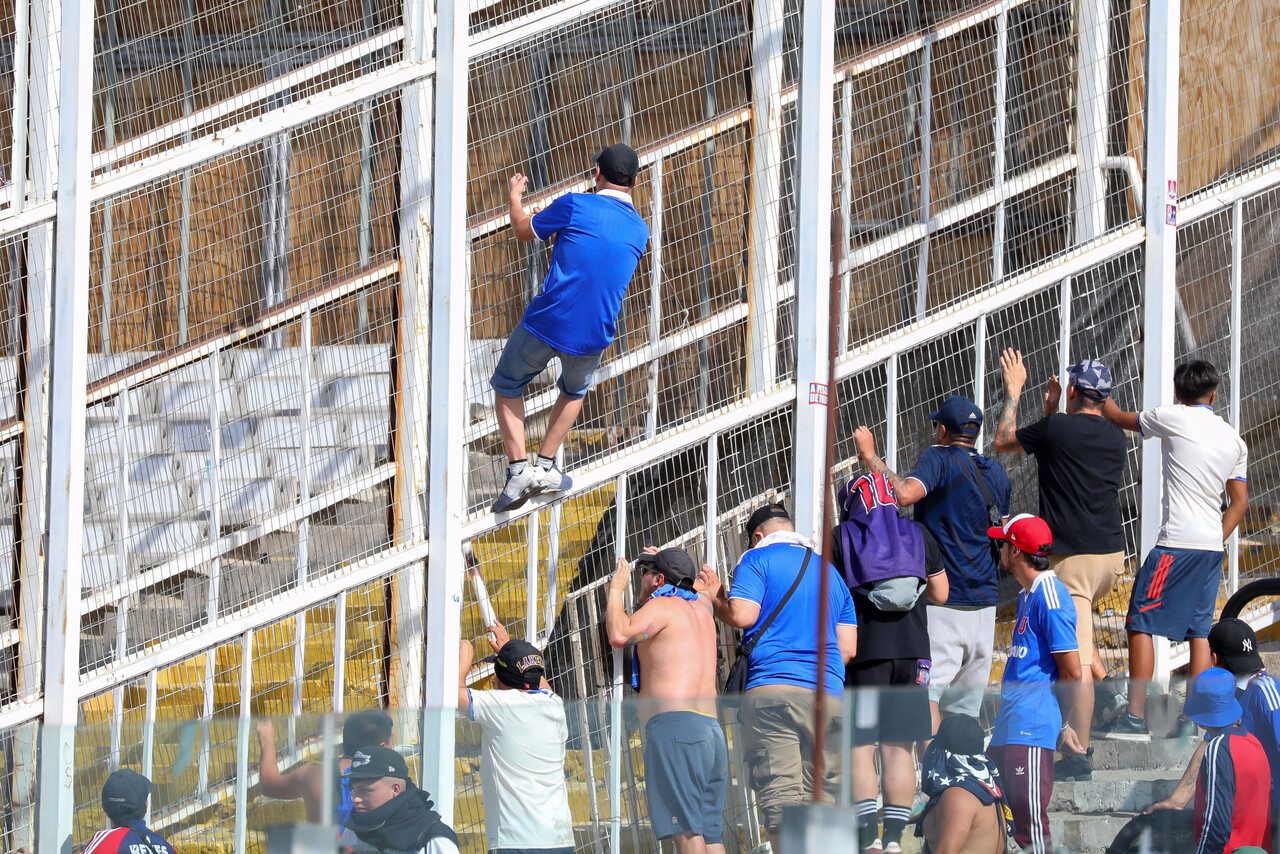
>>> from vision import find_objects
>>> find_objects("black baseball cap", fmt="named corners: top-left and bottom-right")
top-left (482, 639), bottom-right (547, 690)
top-left (102, 768), bottom-right (151, 823)
top-left (593, 143), bottom-right (640, 186)
top-left (1209, 618), bottom-right (1264, 675)
top-left (635, 548), bottom-right (698, 590)
top-left (346, 746), bottom-right (410, 781)
top-left (744, 502), bottom-right (791, 543)
top-left (928, 395), bottom-right (984, 436)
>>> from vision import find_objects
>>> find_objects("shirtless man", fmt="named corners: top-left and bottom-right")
top-left (606, 547), bottom-right (726, 854)
top-left (918, 715), bottom-right (1008, 854)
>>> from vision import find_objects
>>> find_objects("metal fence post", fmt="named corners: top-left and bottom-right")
top-left (391, 0), bottom-right (436, 713)
top-left (791, 0), bottom-right (837, 542)
top-left (745, 0), bottom-right (785, 394)
top-left (1142, 0), bottom-right (1180, 684)
top-left (1074, 0), bottom-right (1108, 243)
top-left (1227, 199), bottom-right (1243, 594)
top-left (37, 0), bottom-right (94, 844)
top-left (422, 0), bottom-right (468, 820)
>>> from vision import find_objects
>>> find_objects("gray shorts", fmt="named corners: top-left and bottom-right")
top-left (490, 323), bottom-right (603, 400)
top-left (643, 711), bottom-right (729, 843)
top-left (927, 605), bottom-right (996, 717)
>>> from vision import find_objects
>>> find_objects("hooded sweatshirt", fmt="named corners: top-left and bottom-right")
top-left (344, 783), bottom-right (460, 854)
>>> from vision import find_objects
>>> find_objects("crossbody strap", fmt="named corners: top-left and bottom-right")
top-left (956, 447), bottom-right (1002, 524)
top-left (739, 547), bottom-right (812, 656)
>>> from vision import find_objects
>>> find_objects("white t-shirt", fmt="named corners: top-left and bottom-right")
top-left (466, 688), bottom-right (575, 849)
top-left (1138, 403), bottom-right (1248, 550)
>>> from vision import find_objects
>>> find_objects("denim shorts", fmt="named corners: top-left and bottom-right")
top-left (490, 323), bottom-right (603, 400)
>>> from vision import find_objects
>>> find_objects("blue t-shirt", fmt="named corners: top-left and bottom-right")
top-left (729, 536), bottom-right (857, 695)
top-left (526, 191), bottom-right (650, 356)
top-left (908, 444), bottom-right (1011, 607)
top-left (1240, 671), bottom-right (1280, 807)
top-left (990, 570), bottom-right (1077, 750)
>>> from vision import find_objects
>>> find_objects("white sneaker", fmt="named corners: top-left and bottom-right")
top-left (884, 844), bottom-right (904, 854)
top-left (862, 839), bottom-right (883, 853)
top-left (530, 461), bottom-right (571, 494)
top-left (491, 465), bottom-right (541, 513)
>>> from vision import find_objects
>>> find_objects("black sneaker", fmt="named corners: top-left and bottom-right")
top-left (1054, 747), bottom-right (1094, 781)
top-left (1094, 711), bottom-right (1151, 741)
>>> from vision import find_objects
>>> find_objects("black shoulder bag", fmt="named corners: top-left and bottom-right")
top-left (723, 547), bottom-right (812, 694)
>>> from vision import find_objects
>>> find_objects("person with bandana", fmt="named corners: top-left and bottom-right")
top-left (916, 714), bottom-right (1013, 854)
top-left (606, 547), bottom-right (727, 854)
top-left (345, 746), bottom-right (460, 854)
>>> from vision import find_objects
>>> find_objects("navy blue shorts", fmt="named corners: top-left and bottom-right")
top-left (643, 711), bottom-right (729, 843)
top-left (490, 323), bottom-right (603, 400)
top-left (1126, 546), bottom-right (1223, 641)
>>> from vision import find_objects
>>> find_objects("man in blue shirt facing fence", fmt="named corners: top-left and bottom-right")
top-left (986, 514), bottom-right (1084, 854)
top-left (85, 769), bottom-right (178, 854)
top-left (490, 144), bottom-right (650, 513)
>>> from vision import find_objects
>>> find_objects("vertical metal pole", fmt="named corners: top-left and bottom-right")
top-left (142, 669), bottom-right (158, 801)
top-left (1058, 276), bottom-right (1074, 413)
top-left (705, 435), bottom-right (719, 568)
top-left (197, 650), bottom-right (215, 796)
top-left (1227, 199), bottom-right (1243, 594)
top-left (423, 0), bottom-right (468, 819)
top-left (356, 0), bottom-right (377, 342)
top-left (696, 0), bottom-right (719, 415)
top-left (333, 591), bottom-right (349, 711)
top-left (912, 44), bottom-right (933, 320)
top-left (745, 0), bottom-right (785, 393)
top-left (1074, 0), bottom-right (1109, 244)
top-left (609, 475), bottom-right (627, 853)
top-left (36, 0), bottom-right (92, 842)
top-left (208, 349), bottom-right (223, 626)
top-left (791, 0), bottom-right (837, 543)
top-left (9, 0), bottom-right (29, 214)
top-left (974, 317), bottom-right (987, 453)
top-left (992, 5), bottom-right (1009, 283)
top-left (885, 354), bottom-right (899, 470)
top-left (234, 631), bottom-right (253, 854)
top-left (1143, 0), bottom-right (1180, 683)
top-left (99, 0), bottom-right (120, 355)
top-left (298, 309), bottom-right (313, 586)
top-left (838, 79), bottom-right (853, 355)
top-left (391, 0), bottom-right (435, 719)
top-left (542, 502), bottom-right (562, 646)
top-left (177, 0), bottom-right (194, 344)
top-left (645, 157), bottom-right (663, 442)
top-left (12, 0), bottom-right (58, 834)
top-left (525, 512), bottom-right (540, 639)
top-left (290, 609), bottom-right (307, 749)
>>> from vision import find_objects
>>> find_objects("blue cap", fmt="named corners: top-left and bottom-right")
top-left (1067, 359), bottom-right (1113, 399)
top-left (928, 396), bottom-right (983, 436)
top-left (1184, 667), bottom-right (1242, 730)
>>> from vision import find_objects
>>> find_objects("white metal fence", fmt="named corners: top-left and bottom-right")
top-left (0, 0), bottom-right (1277, 847)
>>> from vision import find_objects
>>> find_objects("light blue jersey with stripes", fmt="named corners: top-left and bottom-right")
top-left (991, 570), bottom-right (1078, 750)
top-left (1241, 670), bottom-right (1280, 807)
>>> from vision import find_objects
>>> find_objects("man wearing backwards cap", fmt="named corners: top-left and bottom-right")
top-left (607, 546), bottom-right (728, 854)
top-left (994, 351), bottom-right (1127, 779)
top-left (699, 504), bottom-right (857, 854)
top-left (854, 395), bottom-right (1011, 727)
top-left (83, 769), bottom-right (178, 854)
top-left (1181, 668), bottom-right (1270, 854)
top-left (345, 746), bottom-right (460, 854)
top-left (457, 620), bottom-right (574, 854)
top-left (985, 514), bottom-right (1084, 854)
top-left (489, 144), bottom-right (650, 514)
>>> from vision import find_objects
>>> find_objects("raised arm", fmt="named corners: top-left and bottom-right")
top-left (853, 426), bottom-right (926, 506)
top-left (508, 174), bottom-right (537, 241)
top-left (697, 565), bottom-right (762, 629)
top-left (1102, 396), bottom-right (1141, 433)
top-left (256, 719), bottom-right (323, 814)
top-left (606, 558), bottom-right (667, 647)
top-left (993, 348), bottom-right (1026, 453)
top-left (458, 639), bottom-right (475, 712)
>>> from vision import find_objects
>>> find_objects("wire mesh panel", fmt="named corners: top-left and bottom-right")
top-left (91, 0), bottom-right (404, 173)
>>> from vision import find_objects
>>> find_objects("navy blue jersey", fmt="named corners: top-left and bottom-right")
top-left (1240, 670), bottom-right (1280, 808)
top-left (85, 821), bottom-right (177, 854)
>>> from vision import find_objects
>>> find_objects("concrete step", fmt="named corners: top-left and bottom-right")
top-left (1087, 737), bottom-right (1197, 772)
top-left (1050, 810), bottom-right (1136, 853)
top-left (1049, 768), bottom-right (1180, 813)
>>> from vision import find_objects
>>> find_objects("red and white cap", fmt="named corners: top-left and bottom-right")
top-left (987, 513), bottom-right (1052, 556)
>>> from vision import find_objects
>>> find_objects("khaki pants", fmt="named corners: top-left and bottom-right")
top-left (740, 685), bottom-right (843, 830)
top-left (1050, 551), bottom-right (1125, 666)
